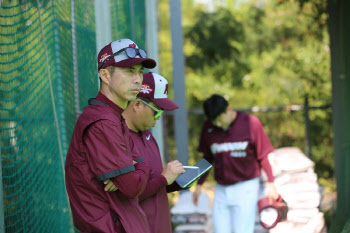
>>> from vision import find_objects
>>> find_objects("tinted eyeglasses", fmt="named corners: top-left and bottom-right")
top-left (98, 47), bottom-right (147, 69)
top-left (138, 98), bottom-right (163, 118)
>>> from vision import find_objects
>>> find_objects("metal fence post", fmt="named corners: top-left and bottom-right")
top-left (328, 0), bottom-right (350, 231)
top-left (0, 145), bottom-right (5, 233)
top-left (71, 0), bottom-right (80, 116)
top-left (145, 0), bottom-right (165, 163)
top-left (169, 0), bottom-right (189, 165)
top-left (304, 94), bottom-right (311, 158)
top-left (94, 0), bottom-right (112, 87)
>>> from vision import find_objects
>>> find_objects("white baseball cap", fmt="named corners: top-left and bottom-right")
top-left (137, 72), bottom-right (179, 111)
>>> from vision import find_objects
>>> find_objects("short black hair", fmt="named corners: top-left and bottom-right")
top-left (203, 94), bottom-right (228, 121)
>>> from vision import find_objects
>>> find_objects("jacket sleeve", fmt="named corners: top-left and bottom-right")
top-left (138, 174), bottom-right (167, 202)
top-left (84, 120), bottom-right (150, 199)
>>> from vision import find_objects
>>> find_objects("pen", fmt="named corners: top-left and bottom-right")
top-left (183, 166), bottom-right (199, 169)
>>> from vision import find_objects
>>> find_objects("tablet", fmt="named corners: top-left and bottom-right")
top-left (175, 158), bottom-right (213, 188)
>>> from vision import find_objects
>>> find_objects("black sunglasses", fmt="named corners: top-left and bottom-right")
top-left (98, 47), bottom-right (147, 69)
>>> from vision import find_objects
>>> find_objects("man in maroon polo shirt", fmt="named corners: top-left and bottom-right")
top-left (192, 94), bottom-right (279, 233)
top-left (104, 72), bottom-right (186, 232)
top-left (65, 39), bottom-right (156, 233)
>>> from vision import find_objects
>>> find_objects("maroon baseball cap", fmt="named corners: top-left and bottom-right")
top-left (137, 72), bottom-right (179, 111)
top-left (97, 39), bottom-right (157, 70)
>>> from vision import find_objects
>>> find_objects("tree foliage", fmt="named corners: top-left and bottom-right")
top-left (159, 0), bottom-right (332, 182)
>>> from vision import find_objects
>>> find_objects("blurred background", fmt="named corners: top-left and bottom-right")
top-left (0, 0), bottom-right (348, 232)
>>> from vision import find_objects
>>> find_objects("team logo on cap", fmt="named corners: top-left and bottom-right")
top-left (140, 84), bottom-right (152, 94)
top-left (99, 53), bottom-right (110, 63)
top-left (129, 43), bottom-right (136, 48)
top-left (164, 84), bottom-right (168, 95)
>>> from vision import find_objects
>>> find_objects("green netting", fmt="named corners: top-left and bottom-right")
top-left (0, 0), bottom-right (146, 232)
top-left (110, 0), bottom-right (146, 49)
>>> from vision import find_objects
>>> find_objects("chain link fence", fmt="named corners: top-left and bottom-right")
top-left (0, 0), bottom-right (146, 232)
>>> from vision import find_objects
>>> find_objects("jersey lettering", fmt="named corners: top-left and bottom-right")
top-left (210, 141), bottom-right (249, 157)
top-left (230, 151), bottom-right (247, 157)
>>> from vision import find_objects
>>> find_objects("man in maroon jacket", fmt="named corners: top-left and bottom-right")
top-left (104, 72), bottom-right (186, 232)
top-left (192, 94), bottom-right (279, 233)
top-left (65, 39), bottom-right (156, 233)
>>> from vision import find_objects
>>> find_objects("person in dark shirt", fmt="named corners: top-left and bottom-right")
top-left (65, 39), bottom-right (156, 233)
top-left (104, 72), bottom-right (186, 232)
top-left (192, 94), bottom-right (279, 233)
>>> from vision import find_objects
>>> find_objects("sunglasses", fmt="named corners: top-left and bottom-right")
top-left (138, 98), bottom-right (163, 118)
top-left (98, 47), bottom-right (147, 69)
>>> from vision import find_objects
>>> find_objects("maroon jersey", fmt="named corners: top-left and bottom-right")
top-left (65, 93), bottom-right (151, 233)
top-left (198, 111), bottom-right (274, 185)
top-left (128, 129), bottom-right (173, 233)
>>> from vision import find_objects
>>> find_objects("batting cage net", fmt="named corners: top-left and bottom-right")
top-left (0, 0), bottom-right (146, 232)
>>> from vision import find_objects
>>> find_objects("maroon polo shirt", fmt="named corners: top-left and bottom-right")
top-left (65, 92), bottom-right (151, 233)
top-left (198, 111), bottom-right (274, 185)
top-left (128, 129), bottom-right (173, 233)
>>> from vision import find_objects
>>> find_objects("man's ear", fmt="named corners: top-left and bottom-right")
top-left (132, 99), bottom-right (143, 112)
top-left (98, 69), bottom-right (110, 85)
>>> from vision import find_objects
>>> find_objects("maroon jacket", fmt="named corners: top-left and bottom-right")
top-left (65, 93), bottom-right (151, 233)
top-left (128, 130), bottom-right (172, 233)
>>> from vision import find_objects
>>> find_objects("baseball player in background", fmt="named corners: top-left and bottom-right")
top-left (192, 94), bottom-right (279, 233)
